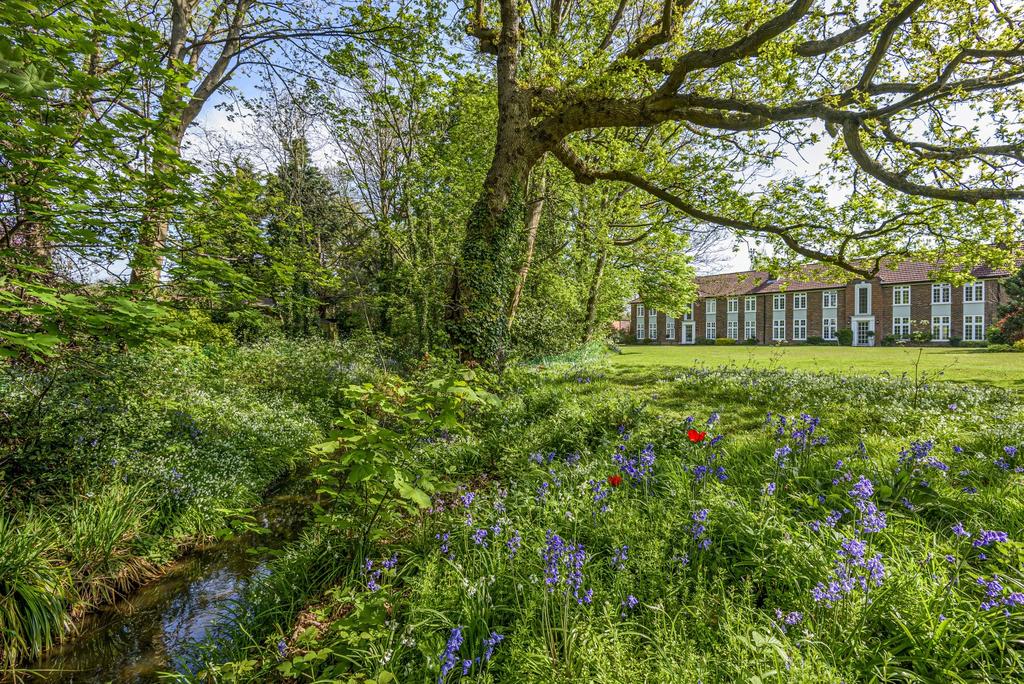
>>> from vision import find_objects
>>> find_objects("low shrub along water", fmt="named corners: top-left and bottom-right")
top-left (0, 339), bottom-right (379, 669)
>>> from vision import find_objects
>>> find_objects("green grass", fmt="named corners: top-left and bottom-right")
top-left (201, 359), bottom-right (1024, 682)
top-left (613, 344), bottom-right (1024, 389)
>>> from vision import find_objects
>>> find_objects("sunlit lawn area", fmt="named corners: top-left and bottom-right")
top-left (614, 344), bottom-right (1024, 389)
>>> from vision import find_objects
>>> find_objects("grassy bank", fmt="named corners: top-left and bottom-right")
top-left (0, 339), bottom-right (378, 671)
top-left (195, 357), bottom-right (1024, 682)
top-left (614, 344), bottom-right (1024, 389)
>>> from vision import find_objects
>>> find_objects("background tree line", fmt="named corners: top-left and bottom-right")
top-left (3, 0), bottom-right (1022, 366)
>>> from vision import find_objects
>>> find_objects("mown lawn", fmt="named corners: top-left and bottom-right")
top-left (614, 344), bottom-right (1024, 389)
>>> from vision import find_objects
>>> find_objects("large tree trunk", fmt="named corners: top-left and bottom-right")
top-left (582, 248), bottom-right (607, 342)
top-left (445, 0), bottom-right (541, 366)
top-left (446, 167), bottom-right (531, 366)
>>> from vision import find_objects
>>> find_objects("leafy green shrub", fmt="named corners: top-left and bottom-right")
top-left (985, 343), bottom-right (1015, 352)
top-left (714, 337), bottom-right (736, 345)
top-left (697, 338), bottom-right (715, 345)
top-left (1015, 339), bottom-right (1024, 352)
top-left (910, 329), bottom-right (932, 343)
top-left (836, 328), bottom-right (853, 345)
top-left (987, 324), bottom-right (1007, 344)
top-left (744, 337), bottom-right (758, 345)
top-left (805, 335), bottom-right (825, 345)
top-left (948, 336), bottom-right (962, 346)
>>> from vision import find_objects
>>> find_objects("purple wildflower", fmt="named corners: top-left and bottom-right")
top-left (439, 626), bottom-right (463, 682)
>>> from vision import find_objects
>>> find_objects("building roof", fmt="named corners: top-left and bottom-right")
top-left (688, 258), bottom-right (1016, 298)
top-left (695, 271), bottom-right (771, 297)
top-left (629, 257), bottom-right (1018, 304)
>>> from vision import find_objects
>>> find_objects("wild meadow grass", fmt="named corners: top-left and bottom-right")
top-left (0, 339), bottom-right (379, 670)
top-left (207, 358), bottom-right (1024, 683)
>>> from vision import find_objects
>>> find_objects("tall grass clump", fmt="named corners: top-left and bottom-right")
top-left (0, 515), bottom-right (70, 669)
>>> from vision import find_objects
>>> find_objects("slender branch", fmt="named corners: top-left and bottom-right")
top-left (658, 0), bottom-right (814, 94)
top-left (842, 121), bottom-right (1024, 202)
top-left (855, 0), bottom-right (925, 92)
top-left (550, 142), bottom-right (876, 278)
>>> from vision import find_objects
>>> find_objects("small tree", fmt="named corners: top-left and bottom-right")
top-left (992, 265), bottom-right (1024, 343)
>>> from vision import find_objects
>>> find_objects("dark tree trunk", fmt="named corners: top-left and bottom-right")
top-left (448, 0), bottom-right (546, 366)
top-left (582, 248), bottom-right (607, 342)
top-left (446, 170), bottom-right (531, 365)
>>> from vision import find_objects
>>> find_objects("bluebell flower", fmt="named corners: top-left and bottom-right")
top-left (439, 627), bottom-right (464, 682)
top-left (482, 631), bottom-right (504, 662)
top-left (506, 529), bottom-right (521, 558)
top-left (849, 475), bottom-right (874, 499)
top-left (972, 530), bottom-right (1009, 547)
top-left (473, 528), bottom-right (488, 547)
top-left (436, 531), bottom-right (452, 558)
top-left (611, 545), bottom-right (628, 571)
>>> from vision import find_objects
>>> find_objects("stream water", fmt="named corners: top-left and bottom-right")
top-left (26, 485), bottom-right (313, 683)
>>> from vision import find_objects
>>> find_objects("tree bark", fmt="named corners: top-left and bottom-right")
top-left (446, 0), bottom-right (543, 366)
top-left (582, 248), bottom-right (607, 342)
top-left (506, 170), bottom-right (546, 332)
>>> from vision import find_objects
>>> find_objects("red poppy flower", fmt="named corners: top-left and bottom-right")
top-left (687, 429), bottom-right (707, 443)
top-left (608, 474), bottom-right (623, 487)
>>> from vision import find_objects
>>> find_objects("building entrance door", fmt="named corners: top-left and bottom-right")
top-left (854, 319), bottom-right (874, 346)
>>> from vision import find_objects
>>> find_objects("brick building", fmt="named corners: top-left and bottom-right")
top-left (630, 260), bottom-right (1014, 346)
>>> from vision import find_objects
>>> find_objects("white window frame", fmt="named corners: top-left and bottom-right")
top-left (706, 320), bottom-right (716, 339)
top-left (932, 283), bottom-right (951, 304)
top-left (855, 283), bottom-right (871, 315)
top-left (745, 296), bottom-right (756, 313)
top-left (963, 314), bottom-right (985, 341)
top-left (793, 318), bottom-right (807, 341)
top-left (772, 319), bottom-right (786, 341)
top-left (963, 282), bottom-right (984, 303)
top-left (793, 292), bottom-right (807, 310)
top-left (727, 297), bottom-right (739, 313)
top-left (727, 320), bottom-right (738, 339)
top-left (705, 299), bottom-right (716, 316)
top-left (637, 303), bottom-right (645, 317)
top-left (822, 318), bottom-right (837, 341)
top-left (931, 315), bottom-right (950, 341)
top-left (773, 294), bottom-right (786, 311)
top-left (893, 286), bottom-right (911, 306)
top-left (822, 290), bottom-right (837, 308)
top-left (666, 317), bottom-right (676, 340)
top-left (682, 303), bottom-right (693, 321)
top-left (744, 319), bottom-right (756, 341)
top-left (648, 311), bottom-right (658, 340)
top-left (893, 317), bottom-right (910, 337)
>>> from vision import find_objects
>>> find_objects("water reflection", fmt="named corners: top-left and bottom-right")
top-left (27, 491), bottom-right (311, 683)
